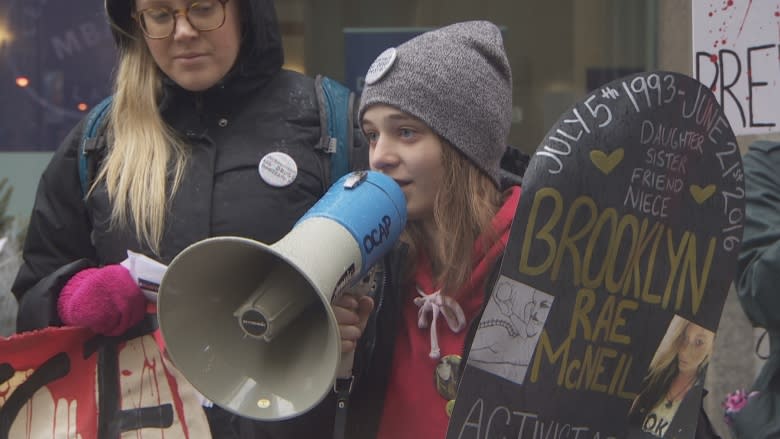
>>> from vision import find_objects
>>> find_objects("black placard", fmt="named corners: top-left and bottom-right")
top-left (447, 71), bottom-right (743, 439)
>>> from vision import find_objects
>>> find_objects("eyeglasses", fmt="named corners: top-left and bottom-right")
top-left (132, 0), bottom-right (229, 40)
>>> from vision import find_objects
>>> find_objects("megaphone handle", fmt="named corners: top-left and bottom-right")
top-left (333, 351), bottom-right (355, 439)
top-left (337, 350), bottom-right (355, 379)
top-left (334, 265), bottom-right (378, 378)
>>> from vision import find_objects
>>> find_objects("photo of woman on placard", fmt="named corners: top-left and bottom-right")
top-left (627, 315), bottom-right (719, 438)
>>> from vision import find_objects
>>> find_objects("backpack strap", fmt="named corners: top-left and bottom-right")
top-left (315, 75), bottom-right (363, 185)
top-left (309, 76), bottom-right (372, 439)
top-left (79, 96), bottom-right (113, 198)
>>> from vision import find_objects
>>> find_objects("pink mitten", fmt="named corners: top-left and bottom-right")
top-left (58, 264), bottom-right (146, 336)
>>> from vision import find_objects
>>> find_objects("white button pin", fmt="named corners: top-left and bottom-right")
top-left (258, 152), bottom-right (298, 187)
top-left (365, 48), bottom-right (398, 85)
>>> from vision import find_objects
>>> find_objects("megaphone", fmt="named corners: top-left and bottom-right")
top-left (157, 171), bottom-right (406, 421)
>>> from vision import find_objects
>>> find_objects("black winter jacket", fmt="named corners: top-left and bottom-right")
top-left (732, 140), bottom-right (780, 438)
top-left (12, 0), bottom-right (363, 437)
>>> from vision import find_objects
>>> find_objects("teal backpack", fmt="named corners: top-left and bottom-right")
top-left (79, 75), bottom-right (362, 196)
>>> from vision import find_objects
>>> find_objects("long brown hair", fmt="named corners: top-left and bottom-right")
top-left (401, 144), bottom-right (504, 296)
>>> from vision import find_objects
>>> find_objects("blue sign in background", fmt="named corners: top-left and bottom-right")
top-left (343, 28), bottom-right (428, 95)
top-left (0, 0), bottom-right (116, 151)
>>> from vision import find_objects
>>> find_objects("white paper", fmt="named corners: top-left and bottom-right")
top-left (120, 250), bottom-right (167, 303)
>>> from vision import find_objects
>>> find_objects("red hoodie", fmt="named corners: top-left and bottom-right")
top-left (377, 186), bottom-right (521, 439)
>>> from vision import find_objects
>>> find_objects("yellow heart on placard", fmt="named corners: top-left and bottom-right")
top-left (590, 148), bottom-right (624, 175)
top-left (689, 184), bottom-right (716, 204)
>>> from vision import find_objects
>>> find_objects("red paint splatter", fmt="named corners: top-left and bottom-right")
top-left (160, 354), bottom-right (192, 438)
top-left (121, 369), bottom-right (133, 376)
top-left (710, 54), bottom-right (719, 63)
top-left (722, 39), bottom-right (727, 44)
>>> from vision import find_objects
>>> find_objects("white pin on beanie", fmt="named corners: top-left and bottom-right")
top-left (359, 21), bottom-right (513, 187)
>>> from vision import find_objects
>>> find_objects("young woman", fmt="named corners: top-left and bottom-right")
top-left (12, 0), bottom-right (363, 437)
top-left (628, 317), bottom-right (720, 438)
top-left (333, 21), bottom-right (523, 438)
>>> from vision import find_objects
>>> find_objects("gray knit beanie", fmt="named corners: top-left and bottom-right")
top-left (359, 20), bottom-right (512, 187)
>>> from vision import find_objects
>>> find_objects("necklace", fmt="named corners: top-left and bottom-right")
top-left (664, 375), bottom-right (696, 408)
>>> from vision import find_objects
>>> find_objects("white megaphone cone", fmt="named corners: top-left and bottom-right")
top-left (156, 171), bottom-right (406, 421)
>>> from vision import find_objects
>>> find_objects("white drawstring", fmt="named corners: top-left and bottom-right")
top-left (414, 287), bottom-right (466, 359)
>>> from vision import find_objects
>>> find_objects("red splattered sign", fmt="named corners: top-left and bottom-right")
top-left (693, 0), bottom-right (780, 135)
top-left (0, 325), bottom-right (212, 438)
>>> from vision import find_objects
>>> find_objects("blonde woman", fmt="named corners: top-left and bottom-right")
top-left (628, 316), bottom-right (720, 438)
top-left (12, 0), bottom-right (363, 437)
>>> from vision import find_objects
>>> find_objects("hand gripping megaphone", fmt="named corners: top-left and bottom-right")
top-left (156, 171), bottom-right (406, 421)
